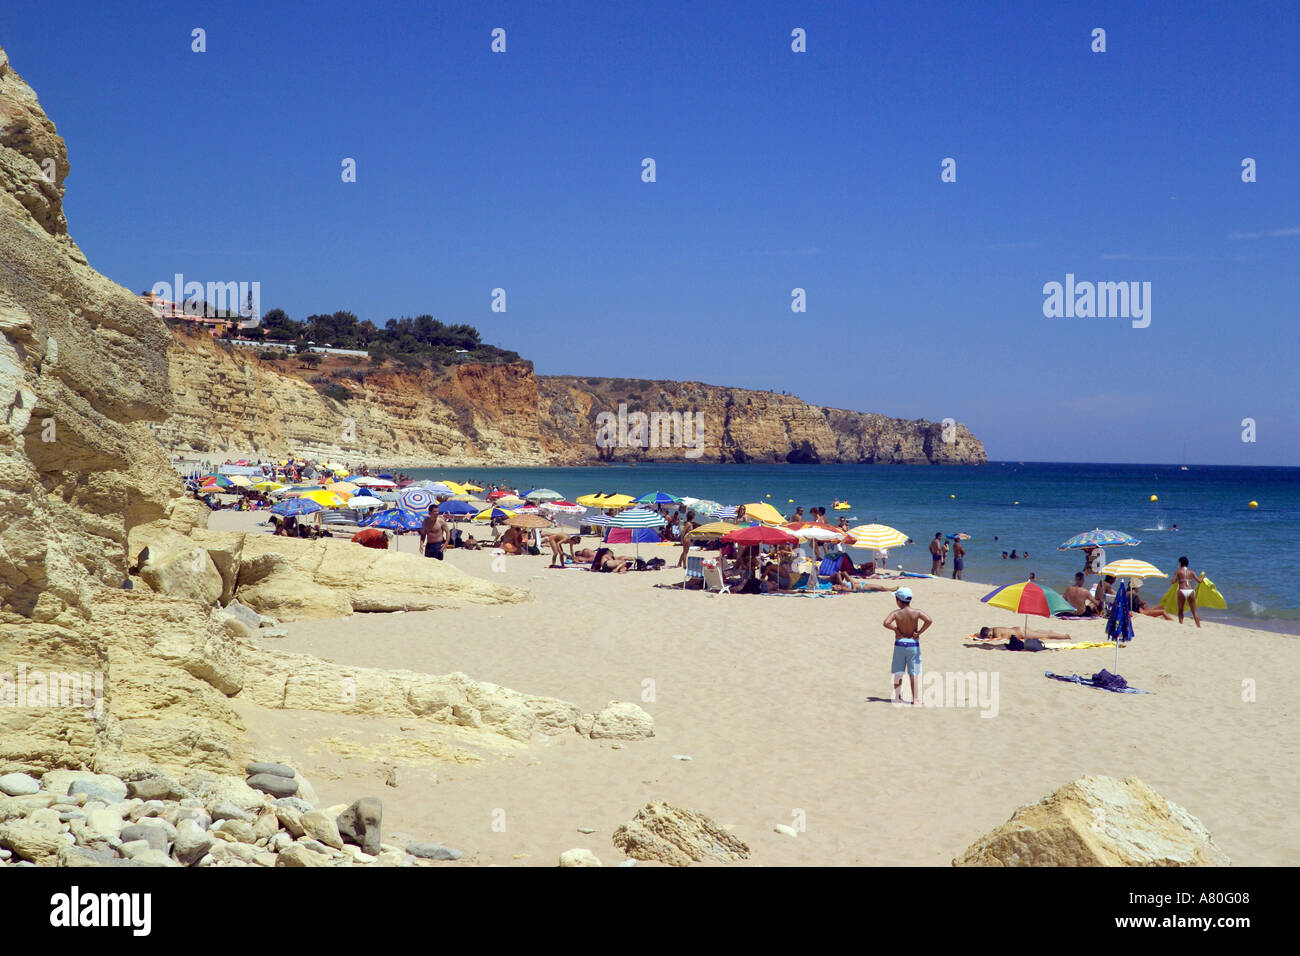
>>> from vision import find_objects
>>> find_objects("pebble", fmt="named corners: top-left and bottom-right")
top-left (260, 626), bottom-right (289, 639)
top-left (406, 842), bottom-right (461, 861)
top-left (120, 823), bottom-right (170, 851)
top-left (577, 827), bottom-right (596, 834)
top-left (68, 782), bottom-right (125, 804)
top-left (210, 801), bottom-right (254, 823)
top-left (0, 773), bottom-right (41, 796)
top-left (774, 824), bottom-right (798, 838)
top-left (300, 809), bottom-right (344, 849)
top-left (174, 819), bottom-right (213, 866)
top-left (58, 812), bottom-right (86, 823)
top-left (272, 796), bottom-right (314, 814)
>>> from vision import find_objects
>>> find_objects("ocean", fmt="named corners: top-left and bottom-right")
top-left (403, 461), bottom-right (1299, 635)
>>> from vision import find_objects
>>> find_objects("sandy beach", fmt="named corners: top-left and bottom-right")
top-left (210, 511), bottom-right (1298, 866)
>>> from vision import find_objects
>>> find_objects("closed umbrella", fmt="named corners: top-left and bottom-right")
top-left (1105, 579), bottom-right (1134, 673)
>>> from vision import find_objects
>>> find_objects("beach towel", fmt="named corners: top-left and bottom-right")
top-left (1044, 671), bottom-right (1150, 694)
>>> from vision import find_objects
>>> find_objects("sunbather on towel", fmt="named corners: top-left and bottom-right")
top-left (830, 571), bottom-right (898, 593)
top-left (978, 625), bottom-right (1073, 641)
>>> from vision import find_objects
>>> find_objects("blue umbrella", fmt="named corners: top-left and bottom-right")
top-left (270, 498), bottom-right (324, 517)
top-left (707, 506), bottom-right (738, 521)
top-left (438, 500), bottom-right (478, 517)
top-left (1105, 579), bottom-right (1134, 673)
top-left (351, 487), bottom-right (378, 498)
top-left (1059, 529), bottom-right (1141, 551)
top-left (360, 508), bottom-right (425, 532)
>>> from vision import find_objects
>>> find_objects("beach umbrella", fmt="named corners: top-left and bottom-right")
top-left (251, 480), bottom-right (284, 492)
top-left (201, 475), bottom-right (232, 488)
top-left (351, 476), bottom-right (396, 488)
top-left (359, 507), bottom-right (426, 551)
top-left (523, 488), bottom-right (565, 502)
top-left (633, 491), bottom-right (682, 506)
top-left (323, 481), bottom-right (358, 496)
top-left (228, 475), bottom-right (252, 488)
top-left (784, 520), bottom-right (851, 542)
top-left (496, 494), bottom-right (526, 507)
top-left (398, 487), bottom-right (437, 512)
top-left (587, 508), bottom-right (667, 529)
top-left (270, 498), bottom-right (324, 517)
top-left (681, 498), bottom-right (721, 516)
top-left (347, 496), bottom-right (384, 510)
top-left (504, 512), bottom-right (555, 530)
top-left (438, 481), bottom-right (471, 496)
top-left (980, 580), bottom-right (1073, 634)
top-left (438, 500), bottom-right (478, 518)
top-left (846, 524), bottom-right (910, 550)
top-left (1098, 559), bottom-right (1166, 580)
top-left (298, 490), bottom-right (347, 508)
top-left (686, 521), bottom-right (740, 539)
top-left (539, 500), bottom-right (585, 515)
top-left (474, 506), bottom-right (515, 522)
top-left (723, 525), bottom-right (798, 547)
top-left (706, 506), bottom-right (738, 521)
top-left (946, 532), bottom-right (971, 540)
top-left (576, 492), bottom-right (634, 508)
top-left (740, 502), bottom-right (786, 525)
top-left (514, 503), bottom-right (543, 513)
top-left (462, 483), bottom-right (484, 492)
top-left (413, 480), bottom-right (455, 495)
top-left (1059, 529), bottom-right (1141, 551)
top-left (486, 489), bottom-right (512, 500)
top-left (1105, 579), bottom-right (1134, 673)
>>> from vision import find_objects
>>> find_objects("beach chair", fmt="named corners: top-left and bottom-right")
top-left (684, 555), bottom-right (705, 588)
top-left (701, 561), bottom-right (730, 594)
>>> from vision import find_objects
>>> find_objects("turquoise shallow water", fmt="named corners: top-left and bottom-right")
top-left (401, 461), bottom-right (1300, 634)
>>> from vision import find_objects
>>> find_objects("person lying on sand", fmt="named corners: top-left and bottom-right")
top-left (573, 547), bottom-right (598, 564)
top-left (1062, 573), bottom-right (1100, 615)
top-left (1129, 582), bottom-right (1174, 620)
top-left (977, 625), bottom-right (1072, 642)
top-left (590, 547), bottom-right (631, 574)
top-left (829, 571), bottom-right (899, 593)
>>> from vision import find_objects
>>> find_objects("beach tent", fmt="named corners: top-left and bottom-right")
top-left (605, 526), bottom-right (662, 545)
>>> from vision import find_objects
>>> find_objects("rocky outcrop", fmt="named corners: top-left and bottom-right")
top-left (953, 775), bottom-right (1231, 867)
top-left (0, 46), bottom-right (650, 796)
top-left (155, 331), bottom-right (986, 467)
top-left (612, 801), bottom-right (750, 866)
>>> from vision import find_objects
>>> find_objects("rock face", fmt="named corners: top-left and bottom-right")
top-left (612, 801), bottom-right (750, 867)
top-left (155, 329), bottom-right (986, 467)
top-left (0, 46), bottom-right (651, 788)
top-left (953, 775), bottom-right (1232, 867)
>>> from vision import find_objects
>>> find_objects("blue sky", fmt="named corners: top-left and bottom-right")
top-left (5, 1), bottom-right (1298, 464)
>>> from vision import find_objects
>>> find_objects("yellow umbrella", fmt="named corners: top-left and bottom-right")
top-left (687, 521), bottom-right (740, 539)
top-left (462, 483), bottom-right (484, 492)
top-left (496, 495), bottom-right (525, 506)
top-left (323, 481), bottom-right (358, 496)
top-left (1098, 559), bottom-right (1166, 579)
top-left (299, 490), bottom-right (348, 508)
top-left (847, 524), bottom-right (910, 550)
top-left (577, 493), bottom-right (635, 508)
top-left (439, 481), bottom-right (470, 495)
top-left (228, 475), bottom-right (252, 488)
top-left (474, 507), bottom-right (516, 522)
top-left (251, 480), bottom-right (284, 492)
top-left (740, 502), bottom-right (786, 525)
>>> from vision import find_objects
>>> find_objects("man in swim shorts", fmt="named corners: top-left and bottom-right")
top-left (1173, 555), bottom-right (1204, 627)
top-left (420, 503), bottom-right (449, 560)
top-left (951, 538), bottom-right (965, 580)
top-left (929, 534), bottom-right (943, 575)
top-left (882, 587), bottom-right (931, 706)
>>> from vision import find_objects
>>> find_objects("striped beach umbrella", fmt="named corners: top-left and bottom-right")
top-left (585, 507), bottom-right (667, 528)
top-left (706, 506), bottom-right (738, 521)
top-left (1098, 559), bottom-right (1166, 579)
top-left (846, 524), bottom-right (910, 550)
top-left (539, 500), bottom-right (585, 515)
top-left (398, 487), bottom-right (436, 512)
top-left (1059, 529), bottom-right (1141, 550)
top-left (474, 506), bottom-right (515, 522)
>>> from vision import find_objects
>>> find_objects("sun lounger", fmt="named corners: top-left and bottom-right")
top-left (701, 561), bottom-right (730, 594)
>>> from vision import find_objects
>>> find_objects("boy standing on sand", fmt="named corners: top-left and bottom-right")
top-left (883, 588), bottom-right (932, 706)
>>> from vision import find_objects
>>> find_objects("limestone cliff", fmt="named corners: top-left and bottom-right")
top-left (157, 334), bottom-right (987, 466)
top-left (0, 47), bottom-right (606, 788)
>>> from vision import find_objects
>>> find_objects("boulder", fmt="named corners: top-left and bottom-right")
top-left (246, 773), bottom-right (298, 798)
top-left (336, 797), bottom-right (382, 856)
top-left (173, 818), bottom-right (213, 866)
top-left (558, 848), bottom-right (602, 867)
top-left (300, 809), bottom-right (344, 850)
top-left (612, 801), bottom-right (749, 867)
top-left (953, 775), bottom-right (1231, 867)
top-left (589, 701), bottom-right (654, 740)
top-left (0, 819), bottom-right (65, 865)
top-left (139, 545), bottom-right (224, 605)
top-left (406, 842), bottom-right (461, 861)
top-left (234, 551), bottom-right (351, 621)
top-left (0, 772), bottom-right (40, 796)
top-left (276, 843), bottom-right (331, 867)
top-left (245, 761), bottom-right (295, 779)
